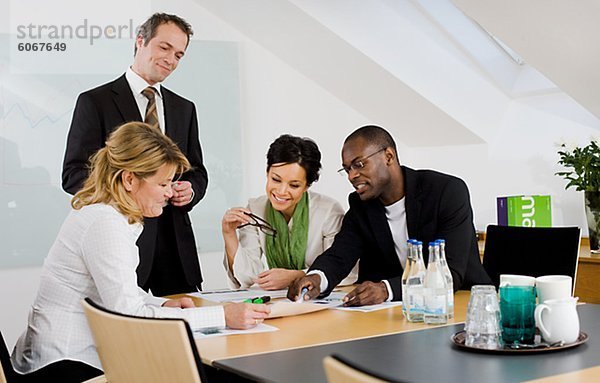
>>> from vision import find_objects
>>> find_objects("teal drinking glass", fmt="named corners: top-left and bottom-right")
top-left (499, 285), bottom-right (537, 345)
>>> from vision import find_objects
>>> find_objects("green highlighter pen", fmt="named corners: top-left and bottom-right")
top-left (243, 296), bottom-right (271, 304)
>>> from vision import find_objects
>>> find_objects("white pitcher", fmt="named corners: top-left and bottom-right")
top-left (534, 297), bottom-right (580, 344)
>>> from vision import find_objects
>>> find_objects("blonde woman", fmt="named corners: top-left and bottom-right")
top-left (12, 122), bottom-right (269, 382)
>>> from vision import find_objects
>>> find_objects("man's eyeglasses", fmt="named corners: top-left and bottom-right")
top-left (337, 148), bottom-right (386, 176)
top-left (238, 212), bottom-right (277, 237)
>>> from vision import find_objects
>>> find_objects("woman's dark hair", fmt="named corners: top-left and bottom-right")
top-left (266, 134), bottom-right (322, 186)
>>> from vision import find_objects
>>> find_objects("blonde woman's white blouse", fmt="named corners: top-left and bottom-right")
top-left (12, 203), bottom-right (225, 373)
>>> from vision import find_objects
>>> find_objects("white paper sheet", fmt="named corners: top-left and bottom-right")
top-left (267, 301), bottom-right (334, 318)
top-left (193, 323), bottom-right (279, 338)
top-left (190, 287), bottom-right (288, 303)
top-left (313, 291), bottom-right (403, 312)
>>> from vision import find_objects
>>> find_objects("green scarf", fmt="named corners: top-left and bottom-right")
top-left (265, 192), bottom-right (309, 270)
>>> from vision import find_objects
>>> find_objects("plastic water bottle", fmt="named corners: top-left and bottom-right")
top-left (424, 242), bottom-right (448, 325)
top-left (405, 241), bottom-right (425, 322)
top-left (436, 239), bottom-right (454, 319)
top-left (401, 239), bottom-right (415, 318)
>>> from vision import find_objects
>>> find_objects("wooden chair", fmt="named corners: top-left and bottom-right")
top-left (482, 225), bottom-right (581, 288)
top-left (82, 298), bottom-right (207, 383)
top-left (324, 354), bottom-right (403, 383)
top-left (84, 376), bottom-right (107, 383)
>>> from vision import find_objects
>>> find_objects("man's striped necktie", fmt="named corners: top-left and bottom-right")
top-left (142, 87), bottom-right (159, 129)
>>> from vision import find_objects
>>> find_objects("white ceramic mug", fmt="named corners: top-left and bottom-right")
top-left (499, 274), bottom-right (536, 287)
top-left (534, 297), bottom-right (580, 344)
top-left (535, 275), bottom-right (572, 303)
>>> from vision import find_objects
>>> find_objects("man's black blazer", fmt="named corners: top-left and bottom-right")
top-left (62, 74), bottom-right (208, 287)
top-left (310, 166), bottom-right (491, 299)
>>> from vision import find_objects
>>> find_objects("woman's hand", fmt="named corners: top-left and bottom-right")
top-left (255, 269), bottom-right (306, 290)
top-left (222, 207), bottom-right (252, 269)
top-left (162, 297), bottom-right (196, 308)
top-left (221, 207), bottom-right (251, 235)
top-left (223, 303), bottom-right (271, 329)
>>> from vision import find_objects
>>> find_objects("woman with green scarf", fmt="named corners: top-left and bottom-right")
top-left (222, 135), bottom-right (358, 290)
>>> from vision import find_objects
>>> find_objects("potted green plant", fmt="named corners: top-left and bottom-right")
top-left (556, 140), bottom-right (600, 252)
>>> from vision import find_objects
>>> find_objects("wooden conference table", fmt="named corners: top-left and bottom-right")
top-left (180, 290), bottom-right (600, 382)
top-left (573, 239), bottom-right (600, 304)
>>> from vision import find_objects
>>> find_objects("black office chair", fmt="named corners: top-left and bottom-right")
top-left (482, 225), bottom-right (581, 289)
top-left (324, 354), bottom-right (407, 383)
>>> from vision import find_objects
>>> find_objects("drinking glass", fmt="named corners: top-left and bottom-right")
top-left (499, 285), bottom-right (536, 345)
top-left (464, 285), bottom-right (502, 349)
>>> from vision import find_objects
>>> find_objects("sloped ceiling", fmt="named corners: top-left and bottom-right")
top-left (194, 0), bottom-right (485, 146)
top-left (453, 0), bottom-right (600, 119)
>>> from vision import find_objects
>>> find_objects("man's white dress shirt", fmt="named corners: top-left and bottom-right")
top-left (312, 198), bottom-right (409, 302)
top-left (126, 67), bottom-right (166, 132)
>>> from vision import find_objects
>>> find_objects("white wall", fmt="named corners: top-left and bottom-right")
top-left (0, 0), bottom-right (368, 348)
top-left (409, 94), bottom-right (600, 231)
top-left (2, 0), bottom-right (599, 349)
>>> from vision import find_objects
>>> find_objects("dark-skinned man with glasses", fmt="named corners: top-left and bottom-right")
top-left (288, 125), bottom-right (491, 306)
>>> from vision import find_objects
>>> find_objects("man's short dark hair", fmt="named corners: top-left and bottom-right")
top-left (134, 13), bottom-right (194, 55)
top-left (267, 134), bottom-right (322, 186)
top-left (345, 125), bottom-right (398, 161)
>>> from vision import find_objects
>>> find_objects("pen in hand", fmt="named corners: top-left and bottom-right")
top-left (343, 294), bottom-right (356, 306)
top-left (296, 287), bottom-right (309, 303)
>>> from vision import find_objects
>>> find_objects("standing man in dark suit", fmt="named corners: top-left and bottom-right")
top-left (62, 13), bottom-right (207, 296)
top-left (288, 125), bottom-right (491, 305)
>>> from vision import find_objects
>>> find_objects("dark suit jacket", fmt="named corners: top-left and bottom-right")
top-left (62, 74), bottom-right (208, 287)
top-left (310, 166), bottom-right (491, 300)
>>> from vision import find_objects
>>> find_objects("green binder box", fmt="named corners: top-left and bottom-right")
top-left (497, 195), bottom-right (552, 227)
